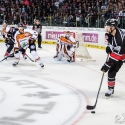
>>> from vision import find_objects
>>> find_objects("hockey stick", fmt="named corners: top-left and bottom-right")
top-left (0, 53), bottom-right (14, 63)
top-left (86, 71), bottom-right (105, 110)
top-left (25, 53), bottom-right (35, 62)
top-left (17, 47), bottom-right (35, 62)
top-left (86, 54), bottom-right (109, 110)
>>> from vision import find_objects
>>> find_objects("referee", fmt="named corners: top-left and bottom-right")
top-left (32, 19), bottom-right (42, 48)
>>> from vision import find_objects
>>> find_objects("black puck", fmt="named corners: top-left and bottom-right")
top-left (91, 111), bottom-right (95, 114)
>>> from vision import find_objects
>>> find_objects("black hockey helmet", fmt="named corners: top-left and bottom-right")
top-left (17, 23), bottom-right (24, 28)
top-left (105, 19), bottom-right (118, 27)
top-left (2, 20), bottom-right (8, 24)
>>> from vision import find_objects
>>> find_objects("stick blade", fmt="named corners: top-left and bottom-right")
top-left (86, 105), bottom-right (95, 110)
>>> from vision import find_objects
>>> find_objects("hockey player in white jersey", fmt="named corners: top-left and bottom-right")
top-left (54, 31), bottom-right (76, 62)
top-left (13, 23), bottom-right (44, 67)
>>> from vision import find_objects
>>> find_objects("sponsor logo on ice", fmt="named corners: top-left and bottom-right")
top-left (115, 114), bottom-right (125, 124)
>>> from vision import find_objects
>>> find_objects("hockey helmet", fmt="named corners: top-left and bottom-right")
top-left (18, 23), bottom-right (24, 28)
top-left (65, 31), bottom-right (71, 37)
top-left (35, 19), bottom-right (40, 24)
top-left (105, 19), bottom-right (118, 27)
top-left (2, 20), bottom-right (8, 24)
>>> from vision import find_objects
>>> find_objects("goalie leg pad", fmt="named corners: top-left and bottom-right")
top-left (56, 44), bottom-right (59, 51)
top-left (67, 47), bottom-right (75, 57)
top-left (67, 50), bottom-right (74, 57)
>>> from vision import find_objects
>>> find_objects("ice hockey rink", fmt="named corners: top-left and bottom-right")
top-left (0, 42), bottom-right (125, 125)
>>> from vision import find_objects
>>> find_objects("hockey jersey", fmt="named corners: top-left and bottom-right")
top-left (14, 29), bottom-right (38, 48)
top-left (58, 34), bottom-right (76, 45)
top-left (1, 26), bottom-right (10, 39)
top-left (105, 28), bottom-right (125, 62)
top-left (7, 27), bottom-right (19, 40)
top-left (32, 24), bottom-right (42, 34)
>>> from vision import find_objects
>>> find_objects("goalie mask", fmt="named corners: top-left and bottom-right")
top-left (65, 31), bottom-right (70, 38)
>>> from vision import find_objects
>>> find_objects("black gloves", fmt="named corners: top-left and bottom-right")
top-left (101, 62), bottom-right (111, 72)
top-left (105, 33), bottom-right (112, 43)
top-left (105, 33), bottom-right (113, 54)
top-left (106, 46), bottom-right (112, 54)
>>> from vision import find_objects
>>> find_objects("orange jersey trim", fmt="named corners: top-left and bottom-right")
top-left (60, 36), bottom-right (73, 45)
top-left (2, 28), bottom-right (7, 35)
top-left (16, 32), bottom-right (32, 47)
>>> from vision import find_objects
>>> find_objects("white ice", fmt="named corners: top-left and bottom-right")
top-left (0, 42), bottom-right (125, 125)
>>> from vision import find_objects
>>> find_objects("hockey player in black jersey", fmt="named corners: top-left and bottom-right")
top-left (2, 20), bottom-right (18, 58)
top-left (101, 19), bottom-right (125, 98)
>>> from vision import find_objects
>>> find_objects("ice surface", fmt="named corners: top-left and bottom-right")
top-left (0, 43), bottom-right (125, 125)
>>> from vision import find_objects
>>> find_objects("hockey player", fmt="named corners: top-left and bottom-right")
top-left (1, 20), bottom-right (15, 57)
top-left (101, 19), bottom-right (125, 97)
top-left (54, 31), bottom-right (76, 62)
top-left (13, 23), bottom-right (44, 67)
top-left (1, 21), bottom-right (27, 59)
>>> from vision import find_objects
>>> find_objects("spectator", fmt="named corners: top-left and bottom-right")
top-left (23, 19), bottom-right (29, 26)
top-left (29, 0), bottom-right (33, 6)
top-left (23, 0), bottom-right (29, 6)
top-left (0, 0), bottom-right (125, 28)
top-left (13, 13), bottom-right (18, 24)
top-left (55, 0), bottom-right (60, 8)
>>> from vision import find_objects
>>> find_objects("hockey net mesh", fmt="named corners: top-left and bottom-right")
top-left (75, 33), bottom-right (92, 59)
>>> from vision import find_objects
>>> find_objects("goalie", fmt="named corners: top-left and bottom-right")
top-left (53, 31), bottom-right (77, 62)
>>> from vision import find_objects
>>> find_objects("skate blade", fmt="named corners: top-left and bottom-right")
top-left (105, 94), bottom-right (113, 99)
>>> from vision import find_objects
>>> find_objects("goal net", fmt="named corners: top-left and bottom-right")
top-left (75, 32), bottom-right (92, 60)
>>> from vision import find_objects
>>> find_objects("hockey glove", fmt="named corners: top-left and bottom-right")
top-left (105, 33), bottom-right (112, 43)
top-left (106, 46), bottom-right (112, 54)
top-left (101, 62), bottom-right (111, 72)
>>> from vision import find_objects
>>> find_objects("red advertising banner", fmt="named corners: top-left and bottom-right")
top-left (46, 31), bottom-right (75, 40)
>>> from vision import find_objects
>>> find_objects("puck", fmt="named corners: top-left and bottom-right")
top-left (91, 111), bottom-right (95, 114)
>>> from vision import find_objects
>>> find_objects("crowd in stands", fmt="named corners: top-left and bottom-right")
top-left (0, 0), bottom-right (125, 28)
